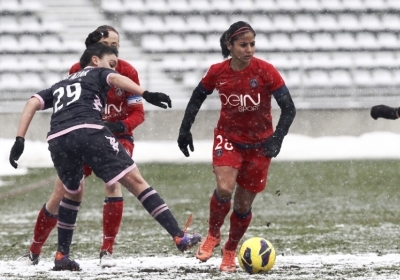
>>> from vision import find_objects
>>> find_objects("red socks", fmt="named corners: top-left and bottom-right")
top-left (208, 190), bottom-right (231, 238)
top-left (225, 209), bottom-right (252, 251)
top-left (30, 204), bottom-right (58, 255)
top-left (29, 198), bottom-right (124, 255)
top-left (101, 197), bottom-right (123, 253)
top-left (207, 190), bottom-right (253, 250)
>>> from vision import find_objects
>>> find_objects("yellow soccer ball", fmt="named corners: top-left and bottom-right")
top-left (238, 237), bottom-right (276, 274)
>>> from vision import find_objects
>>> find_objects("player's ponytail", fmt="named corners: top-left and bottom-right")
top-left (85, 30), bottom-right (109, 48)
top-left (219, 31), bottom-right (230, 58)
top-left (96, 25), bottom-right (119, 35)
top-left (219, 21), bottom-right (256, 59)
top-left (84, 25), bottom-right (120, 48)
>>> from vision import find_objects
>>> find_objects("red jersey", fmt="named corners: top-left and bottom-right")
top-left (69, 59), bottom-right (145, 138)
top-left (201, 57), bottom-right (285, 144)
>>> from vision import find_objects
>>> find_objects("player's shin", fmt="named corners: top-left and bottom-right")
top-left (30, 204), bottom-right (58, 255)
top-left (208, 190), bottom-right (231, 238)
top-left (57, 198), bottom-right (81, 255)
top-left (137, 187), bottom-right (182, 237)
top-left (102, 197), bottom-right (123, 253)
top-left (137, 187), bottom-right (201, 252)
top-left (225, 209), bottom-right (252, 251)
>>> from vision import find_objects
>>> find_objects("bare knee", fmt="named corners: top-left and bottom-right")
top-left (216, 184), bottom-right (234, 200)
top-left (214, 166), bottom-right (238, 200)
top-left (106, 182), bottom-right (122, 197)
top-left (64, 191), bottom-right (83, 202)
top-left (119, 168), bottom-right (149, 197)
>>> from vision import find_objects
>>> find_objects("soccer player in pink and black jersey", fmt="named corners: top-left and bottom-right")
top-left (177, 21), bottom-right (296, 272)
top-left (18, 26), bottom-right (145, 268)
top-left (10, 43), bottom-right (201, 271)
top-left (68, 26), bottom-right (145, 266)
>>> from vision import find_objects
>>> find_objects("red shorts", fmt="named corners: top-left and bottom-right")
top-left (212, 128), bottom-right (271, 193)
top-left (84, 138), bottom-right (134, 177)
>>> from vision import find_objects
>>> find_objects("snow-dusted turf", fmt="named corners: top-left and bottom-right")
top-left (2, 133), bottom-right (400, 279)
top-left (1, 253), bottom-right (400, 279)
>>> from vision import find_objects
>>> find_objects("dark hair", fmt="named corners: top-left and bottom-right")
top-left (79, 42), bottom-right (119, 68)
top-left (84, 25), bottom-right (119, 48)
top-left (96, 25), bottom-right (119, 35)
top-left (219, 21), bottom-right (256, 58)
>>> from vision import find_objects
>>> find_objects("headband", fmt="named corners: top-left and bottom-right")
top-left (227, 27), bottom-right (254, 42)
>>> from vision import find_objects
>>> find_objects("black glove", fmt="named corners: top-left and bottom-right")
top-left (177, 131), bottom-right (194, 157)
top-left (262, 135), bottom-right (283, 158)
top-left (9, 136), bottom-right (25, 169)
top-left (142, 91), bottom-right (172, 109)
top-left (370, 105), bottom-right (399, 120)
top-left (104, 121), bottom-right (125, 134)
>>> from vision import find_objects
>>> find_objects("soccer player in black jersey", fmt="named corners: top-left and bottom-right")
top-left (9, 43), bottom-right (201, 271)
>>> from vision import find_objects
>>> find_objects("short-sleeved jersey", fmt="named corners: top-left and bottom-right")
top-left (201, 57), bottom-right (286, 144)
top-left (69, 59), bottom-right (144, 138)
top-left (33, 67), bottom-right (116, 138)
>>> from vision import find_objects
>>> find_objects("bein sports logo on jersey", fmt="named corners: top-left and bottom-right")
top-left (220, 93), bottom-right (260, 112)
top-left (105, 136), bottom-right (120, 154)
top-left (104, 103), bottom-right (123, 115)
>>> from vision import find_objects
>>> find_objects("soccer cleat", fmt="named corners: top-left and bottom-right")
top-left (53, 251), bottom-right (81, 271)
top-left (195, 233), bottom-right (221, 262)
top-left (173, 214), bottom-right (202, 252)
top-left (100, 250), bottom-right (117, 268)
top-left (174, 232), bottom-right (202, 252)
top-left (220, 246), bottom-right (237, 273)
top-left (16, 251), bottom-right (40, 266)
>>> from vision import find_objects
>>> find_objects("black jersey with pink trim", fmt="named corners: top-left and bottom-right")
top-left (33, 67), bottom-right (116, 138)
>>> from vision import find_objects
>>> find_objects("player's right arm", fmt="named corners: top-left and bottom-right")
top-left (108, 73), bottom-right (171, 109)
top-left (370, 105), bottom-right (400, 120)
top-left (9, 97), bottom-right (41, 168)
top-left (177, 83), bottom-right (210, 157)
top-left (16, 97), bottom-right (41, 138)
top-left (177, 67), bottom-right (215, 157)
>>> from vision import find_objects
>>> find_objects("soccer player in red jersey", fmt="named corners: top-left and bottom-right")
top-left (177, 21), bottom-right (296, 272)
top-left (17, 26), bottom-right (144, 268)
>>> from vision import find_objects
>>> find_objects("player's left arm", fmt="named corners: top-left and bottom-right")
top-left (110, 67), bottom-right (145, 134)
top-left (262, 62), bottom-right (297, 157)
top-left (115, 68), bottom-right (145, 132)
top-left (108, 73), bottom-right (171, 109)
top-left (106, 99), bottom-right (145, 134)
top-left (263, 84), bottom-right (296, 158)
top-left (122, 101), bottom-right (145, 132)
top-left (10, 97), bottom-right (41, 168)
top-left (272, 85), bottom-right (296, 139)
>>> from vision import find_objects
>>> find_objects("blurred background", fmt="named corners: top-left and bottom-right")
top-left (1, 0), bottom-right (400, 141)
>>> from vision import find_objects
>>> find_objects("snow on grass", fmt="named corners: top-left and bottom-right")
top-left (0, 253), bottom-right (400, 279)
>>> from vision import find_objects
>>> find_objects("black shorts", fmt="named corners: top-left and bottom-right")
top-left (48, 128), bottom-right (135, 193)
